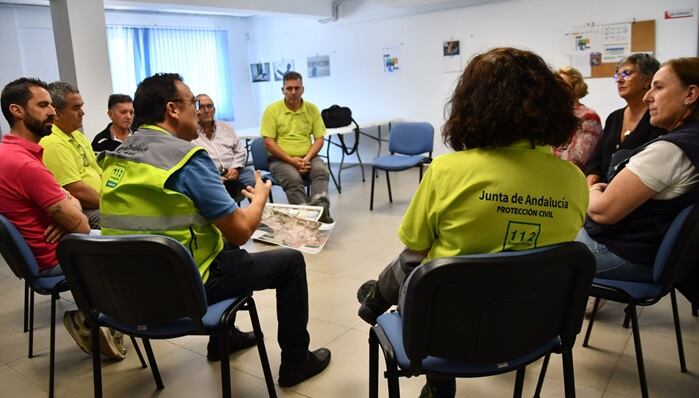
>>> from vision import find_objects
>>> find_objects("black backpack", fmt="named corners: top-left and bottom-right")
top-left (321, 105), bottom-right (360, 155)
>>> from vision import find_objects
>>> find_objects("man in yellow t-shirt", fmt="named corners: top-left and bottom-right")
top-left (40, 82), bottom-right (102, 228)
top-left (260, 72), bottom-right (333, 223)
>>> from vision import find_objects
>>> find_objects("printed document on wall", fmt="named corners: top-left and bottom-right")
top-left (602, 23), bottom-right (631, 63)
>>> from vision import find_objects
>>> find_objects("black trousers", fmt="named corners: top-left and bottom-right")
top-left (204, 247), bottom-right (310, 364)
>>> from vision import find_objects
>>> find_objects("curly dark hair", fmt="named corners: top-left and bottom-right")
top-left (443, 47), bottom-right (578, 151)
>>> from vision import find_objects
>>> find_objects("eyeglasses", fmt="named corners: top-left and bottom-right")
top-left (613, 70), bottom-right (636, 82)
top-left (171, 98), bottom-right (201, 111)
top-left (199, 104), bottom-right (214, 111)
top-left (69, 138), bottom-right (89, 167)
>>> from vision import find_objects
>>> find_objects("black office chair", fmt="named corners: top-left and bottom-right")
top-left (369, 242), bottom-right (595, 398)
top-left (0, 214), bottom-right (70, 398)
top-left (573, 204), bottom-right (699, 398)
top-left (56, 234), bottom-right (277, 398)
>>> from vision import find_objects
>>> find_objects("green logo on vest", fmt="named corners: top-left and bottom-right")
top-left (106, 165), bottom-right (126, 188)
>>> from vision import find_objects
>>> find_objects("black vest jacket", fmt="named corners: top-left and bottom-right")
top-left (584, 121), bottom-right (699, 266)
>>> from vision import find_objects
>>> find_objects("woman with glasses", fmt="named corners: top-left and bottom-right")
top-left (553, 66), bottom-right (604, 169)
top-left (585, 53), bottom-right (665, 186)
top-left (580, 57), bottom-right (699, 282)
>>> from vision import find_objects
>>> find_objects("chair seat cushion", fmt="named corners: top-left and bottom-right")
top-left (591, 278), bottom-right (663, 302)
top-left (373, 155), bottom-right (426, 171)
top-left (99, 297), bottom-right (241, 337)
top-left (32, 275), bottom-right (69, 294)
top-left (376, 312), bottom-right (560, 376)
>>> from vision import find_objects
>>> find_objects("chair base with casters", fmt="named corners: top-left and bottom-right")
top-left (367, 242), bottom-right (594, 398)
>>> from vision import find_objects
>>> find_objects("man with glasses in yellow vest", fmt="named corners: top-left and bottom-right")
top-left (99, 73), bottom-right (331, 386)
top-left (40, 82), bottom-right (102, 229)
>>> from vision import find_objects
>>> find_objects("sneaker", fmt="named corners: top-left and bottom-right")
top-left (99, 328), bottom-right (127, 360)
top-left (63, 310), bottom-right (92, 355)
top-left (356, 280), bottom-right (391, 325)
top-left (311, 196), bottom-right (334, 224)
top-left (207, 327), bottom-right (257, 361)
top-left (278, 348), bottom-right (331, 387)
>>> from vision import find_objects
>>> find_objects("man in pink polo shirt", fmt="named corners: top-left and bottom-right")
top-left (0, 77), bottom-right (125, 360)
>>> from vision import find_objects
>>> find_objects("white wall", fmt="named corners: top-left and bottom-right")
top-left (0, 5), bottom-right (257, 136)
top-left (247, 0), bottom-right (699, 156)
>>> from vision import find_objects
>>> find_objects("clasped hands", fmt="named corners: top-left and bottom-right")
top-left (290, 157), bottom-right (312, 174)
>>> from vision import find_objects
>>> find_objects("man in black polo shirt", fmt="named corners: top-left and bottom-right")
top-left (92, 94), bottom-right (134, 152)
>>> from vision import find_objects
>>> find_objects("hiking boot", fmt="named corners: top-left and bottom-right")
top-left (63, 310), bottom-right (92, 355)
top-left (356, 280), bottom-right (391, 325)
top-left (207, 327), bottom-right (257, 361)
top-left (311, 196), bottom-right (334, 224)
top-left (278, 348), bottom-right (331, 387)
top-left (100, 328), bottom-right (127, 360)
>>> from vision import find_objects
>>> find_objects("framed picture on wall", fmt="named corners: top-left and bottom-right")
top-left (273, 60), bottom-right (295, 81)
top-left (307, 55), bottom-right (330, 78)
top-left (250, 63), bottom-right (271, 82)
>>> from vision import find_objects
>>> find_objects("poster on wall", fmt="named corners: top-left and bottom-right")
top-left (273, 60), bottom-right (296, 81)
top-left (601, 23), bottom-right (631, 63)
top-left (250, 63), bottom-right (271, 83)
top-left (307, 55), bottom-right (331, 78)
top-left (442, 40), bottom-right (462, 73)
top-left (382, 46), bottom-right (401, 73)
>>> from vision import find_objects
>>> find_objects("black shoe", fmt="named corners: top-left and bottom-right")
top-left (357, 280), bottom-right (391, 325)
top-left (278, 348), bottom-right (331, 387)
top-left (207, 327), bottom-right (257, 361)
top-left (311, 196), bottom-right (334, 224)
top-left (419, 378), bottom-right (456, 398)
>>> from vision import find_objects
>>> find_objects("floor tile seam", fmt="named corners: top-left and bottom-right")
top-left (600, 327), bottom-right (636, 397)
top-left (4, 359), bottom-right (50, 393)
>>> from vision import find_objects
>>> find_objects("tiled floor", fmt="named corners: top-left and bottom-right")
top-left (1, 165), bottom-right (698, 397)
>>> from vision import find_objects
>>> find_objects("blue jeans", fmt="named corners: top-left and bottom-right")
top-left (576, 228), bottom-right (653, 282)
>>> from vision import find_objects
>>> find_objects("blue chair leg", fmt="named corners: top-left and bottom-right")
top-left (369, 330), bottom-right (379, 398)
top-left (23, 281), bottom-right (29, 333)
top-left (49, 292), bottom-right (58, 398)
top-left (562, 350), bottom-right (576, 398)
top-left (142, 338), bottom-right (164, 389)
top-left (670, 289), bottom-right (688, 373)
top-left (385, 171), bottom-right (393, 203)
top-left (28, 289), bottom-right (34, 358)
top-left (513, 366), bottom-right (526, 397)
top-left (130, 336), bottom-right (147, 368)
top-left (248, 299), bottom-right (276, 398)
top-left (628, 305), bottom-right (649, 398)
top-left (534, 353), bottom-right (551, 397)
top-left (91, 322), bottom-right (103, 398)
top-left (370, 167), bottom-right (376, 211)
top-left (583, 297), bottom-right (601, 347)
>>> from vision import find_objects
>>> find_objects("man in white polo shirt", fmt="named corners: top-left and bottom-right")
top-left (192, 93), bottom-right (255, 203)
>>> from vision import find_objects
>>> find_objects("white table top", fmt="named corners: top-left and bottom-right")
top-left (236, 119), bottom-right (397, 140)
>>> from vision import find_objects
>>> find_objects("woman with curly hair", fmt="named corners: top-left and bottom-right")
top-left (356, 47), bottom-right (590, 397)
top-left (553, 66), bottom-right (604, 169)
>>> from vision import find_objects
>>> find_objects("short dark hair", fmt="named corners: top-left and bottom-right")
top-left (47, 81), bottom-right (79, 111)
top-left (282, 71), bottom-right (303, 84)
top-left (108, 94), bottom-right (133, 110)
top-left (618, 53), bottom-right (660, 78)
top-left (1, 77), bottom-right (50, 127)
top-left (133, 73), bottom-right (183, 128)
top-left (665, 57), bottom-right (699, 123)
top-left (443, 47), bottom-right (578, 150)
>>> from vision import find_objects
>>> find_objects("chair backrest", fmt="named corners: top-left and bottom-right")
top-left (0, 214), bottom-right (40, 280)
top-left (652, 203), bottom-right (699, 287)
top-left (251, 137), bottom-right (271, 172)
top-left (398, 242), bottom-right (594, 369)
top-left (56, 234), bottom-right (209, 332)
top-left (388, 122), bottom-right (434, 156)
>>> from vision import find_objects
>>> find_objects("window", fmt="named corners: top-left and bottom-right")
top-left (106, 26), bottom-right (234, 120)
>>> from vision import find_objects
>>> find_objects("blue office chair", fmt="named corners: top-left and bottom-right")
top-left (0, 214), bottom-right (70, 398)
top-left (250, 137), bottom-right (310, 203)
top-left (571, 204), bottom-right (699, 398)
top-left (369, 242), bottom-right (595, 398)
top-left (56, 234), bottom-right (277, 398)
top-left (370, 122), bottom-right (433, 210)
